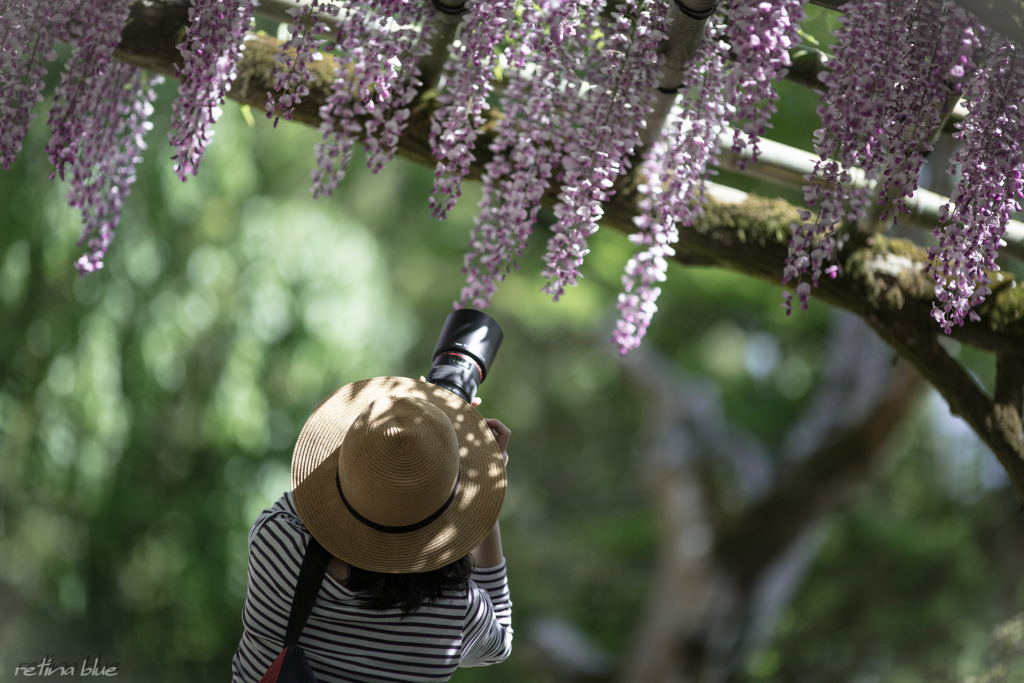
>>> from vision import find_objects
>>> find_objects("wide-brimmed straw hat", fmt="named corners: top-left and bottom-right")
top-left (291, 376), bottom-right (506, 573)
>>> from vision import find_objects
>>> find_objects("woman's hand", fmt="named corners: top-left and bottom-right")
top-left (484, 418), bottom-right (510, 466)
top-left (474, 419), bottom-right (509, 569)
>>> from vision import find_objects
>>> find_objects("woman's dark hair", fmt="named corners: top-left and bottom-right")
top-left (345, 555), bottom-right (474, 615)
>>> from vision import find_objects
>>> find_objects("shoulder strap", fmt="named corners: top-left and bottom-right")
top-left (284, 536), bottom-right (331, 648)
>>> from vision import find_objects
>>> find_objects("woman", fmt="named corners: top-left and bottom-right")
top-left (231, 377), bottom-right (513, 682)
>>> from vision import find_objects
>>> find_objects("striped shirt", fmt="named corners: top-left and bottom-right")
top-left (231, 493), bottom-right (513, 683)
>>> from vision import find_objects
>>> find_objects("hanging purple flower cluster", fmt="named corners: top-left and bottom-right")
top-left (309, 2), bottom-right (373, 198)
top-left (266, 0), bottom-right (336, 128)
top-left (784, 0), bottom-right (914, 314)
top-left (67, 69), bottom-right (162, 274)
top-left (2, 0), bottom-right (1023, 347)
top-left (44, 0), bottom-right (162, 274)
top-left (541, 0), bottom-right (668, 302)
top-left (428, 0), bottom-right (517, 219)
top-left (47, 0), bottom-right (133, 178)
top-left (311, 0), bottom-right (434, 198)
top-left (930, 34), bottom-right (1024, 332)
top-left (724, 0), bottom-right (805, 163)
top-left (458, 0), bottom-right (587, 309)
top-left (877, 2), bottom-right (983, 221)
top-left (0, 1), bottom-right (75, 169)
top-left (614, 14), bottom-right (732, 354)
top-left (783, 0), bottom-right (1001, 325)
top-left (169, 0), bottom-right (255, 181)
top-left (360, 3), bottom-right (436, 174)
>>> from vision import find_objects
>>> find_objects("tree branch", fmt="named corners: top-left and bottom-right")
top-left (995, 352), bottom-right (1024, 420)
top-left (715, 360), bottom-right (924, 589)
top-left (710, 132), bottom-right (1024, 261)
top-left (872, 318), bottom-right (1024, 497)
top-left (112, 1), bottom-right (1024, 498)
top-left (619, 316), bottom-right (921, 682)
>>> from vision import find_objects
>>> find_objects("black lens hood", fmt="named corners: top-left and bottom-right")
top-left (431, 309), bottom-right (503, 380)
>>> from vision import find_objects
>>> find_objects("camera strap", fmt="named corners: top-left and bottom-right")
top-left (285, 536), bottom-right (331, 647)
top-left (258, 536), bottom-right (331, 683)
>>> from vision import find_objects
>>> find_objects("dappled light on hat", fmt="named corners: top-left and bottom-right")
top-left (338, 395), bottom-right (460, 527)
top-left (290, 376), bottom-right (505, 573)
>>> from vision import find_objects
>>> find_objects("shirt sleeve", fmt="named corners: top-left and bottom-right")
top-left (460, 560), bottom-right (514, 667)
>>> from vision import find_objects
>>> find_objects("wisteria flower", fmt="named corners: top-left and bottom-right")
top-left (68, 69), bottom-right (163, 274)
top-left (42, 0), bottom-right (160, 273)
top-left (876, 0), bottom-right (983, 221)
top-left (47, 0), bottom-right (132, 179)
top-left (312, 0), bottom-right (433, 197)
top-left (428, 0), bottom-right (517, 219)
top-left (361, 1), bottom-right (435, 174)
top-left (783, 0), bottom-right (913, 313)
top-left (169, 0), bottom-right (254, 180)
top-left (541, 0), bottom-right (666, 301)
top-left (0, 1), bottom-right (76, 169)
top-left (930, 33), bottom-right (1021, 333)
top-left (614, 12), bottom-right (730, 354)
top-left (724, 0), bottom-right (806, 164)
top-left (458, 1), bottom-right (587, 309)
top-left (266, 0), bottom-right (337, 127)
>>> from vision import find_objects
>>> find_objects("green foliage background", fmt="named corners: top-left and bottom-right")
top-left (1, 22), bottom-right (1023, 680)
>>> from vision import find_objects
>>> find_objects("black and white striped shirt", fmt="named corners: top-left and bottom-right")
top-left (231, 493), bottom-right (513, 683)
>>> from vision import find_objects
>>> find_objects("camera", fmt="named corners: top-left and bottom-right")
top-left (426, 309), bottom-right (503, 404)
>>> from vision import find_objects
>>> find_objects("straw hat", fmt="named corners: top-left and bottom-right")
top-left (291, 376), bottom-right (506, 573)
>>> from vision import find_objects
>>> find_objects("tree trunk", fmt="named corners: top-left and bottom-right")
top-left (620, 316), bottom-right (924, 682)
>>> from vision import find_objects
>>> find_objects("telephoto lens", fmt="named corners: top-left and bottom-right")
top-left (426, 309), bottom-right (503, 404)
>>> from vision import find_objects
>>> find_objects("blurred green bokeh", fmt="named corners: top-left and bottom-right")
top-left (0, 45), bottom-right (1022, 683)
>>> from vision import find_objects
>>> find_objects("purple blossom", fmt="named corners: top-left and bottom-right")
top-left (929, 33), bottom-right (1022, 333)
top-left (8, 0), bottom-right (1022, 344)
top-left (724, 0), bottom-right (806, 164)
top-left (428, 0), bottom-right (517, 219)
top-left (458, 2), bottom-right (586, 309)
top-left (169, 0), bottom-right (254, 181)
top-left (68, 69), bottom-right (162, 274)
top-left (266, 0), bottom-right (337, 127)
top-left (46, 0), bottom-right (133, 180)
top-left (312, 0), bottom-right (433, 197)
top-left (877, 1), bottom-right (983, 221)
top-left (540, 0), bottom-right (583, 46)
top-left (784, 0), bottom-right (914, 314)
top-left (0, 1), bottom-right (75, 169)
top-left (541, 0), bottom-right (666, 302)
top-left (42, 0), bottom-right (161, 273)
top-left (361, 1), bottom-right (435, 174)
top-left (614, 12), bottom-right (730, 354)
top-left (311, 10), bottom-right (373, 199)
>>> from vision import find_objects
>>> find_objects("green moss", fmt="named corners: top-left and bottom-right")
top-left (234, 35), bottom-right (280, 100)
top-left (844, 235), bottom-right (932, 310)
top-left (698, 195), bottom-right (798, 247)
top-left (875, 234), bottom-right (928, 261)
top-left (234, 35), bottom-right (373, 103)
top-left (978, 282), bottom-right (1024, 332)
